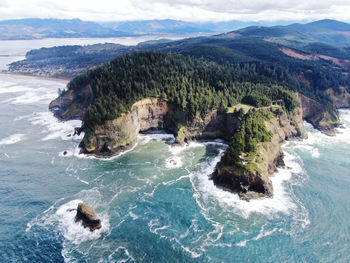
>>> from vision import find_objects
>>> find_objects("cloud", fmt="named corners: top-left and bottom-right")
top-left (0, 0), bottom-right (350, 22)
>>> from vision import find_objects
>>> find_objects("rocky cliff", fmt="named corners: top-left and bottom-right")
top-left (49, 85), bottom-right (93, 120)
top-left (298, 93), bottom-right (340, 135)
top-left (80, 98), bottom-right (169, 157)
top-left (212, 106), bottom-right (306, 200)
top-left (50, 92), bottom-right (340, 199)
top-left (326, 86), bottom-right (350, 109)
top-left (80, 98), bottom-right (240, 157)
top-left (78, 96), bottom-right (307, 200)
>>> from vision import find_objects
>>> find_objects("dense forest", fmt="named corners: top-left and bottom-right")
top-left (65, 51), bottom-right (299, 132)
top-left (10, 33), bottom-right (350, 95)
top-left (176, 38), bottom-right (350, 100)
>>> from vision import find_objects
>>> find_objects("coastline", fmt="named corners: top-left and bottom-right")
top-left (1, 67), bottom-right (350, 263)
top-left (0, 71), bottom-right (72, 82)
top-left (5, 67), bottom-right (345, 201)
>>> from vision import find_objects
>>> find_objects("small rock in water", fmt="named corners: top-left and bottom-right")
top-left (74, 127), bottom-right (83, 136)
top-left (75, 203), bottom-right (102, 231)
top-left (63, 151), bottom-right (67, 156)
top-left (67, 134), bottom-right (71, 137)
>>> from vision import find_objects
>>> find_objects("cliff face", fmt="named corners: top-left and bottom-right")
top-left (168, 108), bottom-right (240, 144)
top-left (80, 98), bottom-right (168, 156)
top-left (80, 96), bottom-right (306, 200)
top-left (212, 107), bottom-right (306, 200)
top-left (49, 91), bottom-right (341, 200)
top-left (326, 87), bottom-right (350, 109)
top-left (49, 85), bottom-right (93, 120)
top-left (80, 98), bottom-right (240, 157)
top-left (298, 93), bottom-right (340, 135)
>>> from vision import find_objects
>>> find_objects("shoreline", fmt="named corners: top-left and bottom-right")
top-left (79, 135), bottom-right (229, 160)
top-left (0, 71), bottom-right (72, 82)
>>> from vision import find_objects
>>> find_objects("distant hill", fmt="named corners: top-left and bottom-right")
top-left (100, 19), bottom-right (214, 35)
top-left (100, 19), bottom-right (304, 35)
top-left (225, 19), bottom-right (350, 47)
top-left (306, 19), bottom-right (350, 31)
top-left (3, 18), bottom-right (345, 41)
top-left (0, 18), bottom-right (300, 40)
top-left (0, 18), bottom-right (133, 40)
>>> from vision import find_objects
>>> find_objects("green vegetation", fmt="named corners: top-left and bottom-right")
top-left (221, 109), bottom-right (273, 166)
top-left (226, 104), bottom-right (252, 113)
top-left (9, 43), bottom-right (133, 78)
top-left (11, 27), bottom-right (350, 103)
top-left (178, 38), bottom-right (350, 102)
top-left (175, 125), bottom-right (187, 143)
top-left (67, 51), bottom-right (299, 132)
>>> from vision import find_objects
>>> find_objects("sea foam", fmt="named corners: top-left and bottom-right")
top-left (28, 112), bottom-right (83, 141)
top-left (0, 133), bottom-right (25, 145)
top-left (0, 85), bottom-right (31, 94)
top-left (190, 147), bottom-right (304, 219)
top-left (2, 88), bottom-right (56, 105)
top-left (55, 199), bottom-right (109, 245)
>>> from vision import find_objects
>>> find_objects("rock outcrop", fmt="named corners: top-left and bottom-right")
top-left (80, 98), bottom-right (169, 157)
top-left (49, 85), bottom-right (93, 120)
top-left (326, 86), bottom-right (350, 109)
top-left (75, 203), bottom-right (102, 231)
top-left (212, 106), bottom-right (306, 200)
top-left (298, 93), bottom-right (339, 135)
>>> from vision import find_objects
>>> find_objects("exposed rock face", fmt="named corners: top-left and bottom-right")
top-left (169, 107), bottom-right (239, 145)
top-left (80, 98), bottom-right (240, 157)
top-left (75, 203), bottom-right (102, 231)
top-left (259, 106), bottom-right (305, 174)
top-left (49, 85), bottom-right (93, 120)
top-left (80, 98), bottom-right (169, 157)
top-left (212, 106), bottom-right (306, 200)
top-left (213, 165), bottom-right (274, 200)
top-left (326, 86), bottom-right (350, 109)
top-left (298, 93), bottom-right (340, 135)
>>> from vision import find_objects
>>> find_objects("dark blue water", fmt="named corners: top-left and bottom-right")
top-left (0, 73), bottom-right (350, 263)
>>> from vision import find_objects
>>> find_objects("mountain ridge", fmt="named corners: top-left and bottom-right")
top-left (0, 18), bottom-right (348, 40)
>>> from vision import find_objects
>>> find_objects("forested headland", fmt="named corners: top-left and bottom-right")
top-left (65, 51), bottom-right (299, 133)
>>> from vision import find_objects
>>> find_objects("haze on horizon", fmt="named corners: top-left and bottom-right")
top-left (0, 0), bottom-right (350, 23)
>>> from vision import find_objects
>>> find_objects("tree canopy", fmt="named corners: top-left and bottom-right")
top-left (66, 51), bottom-right (299, 132)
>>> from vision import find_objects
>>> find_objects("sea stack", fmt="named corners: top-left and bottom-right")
top-left (75, 203), bottom-right (102, 231)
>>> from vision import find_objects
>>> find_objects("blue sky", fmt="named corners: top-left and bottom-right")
top-left (0, 0), bottom-right (350, 22)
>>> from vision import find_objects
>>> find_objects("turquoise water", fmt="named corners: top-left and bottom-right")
top-left (0, 73), bottom-right (350, 262)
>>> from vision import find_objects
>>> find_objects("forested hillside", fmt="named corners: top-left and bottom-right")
top-left (10, 31), bottom-right (350, 104)
top-left (65, 51), bottom-right (299, 132)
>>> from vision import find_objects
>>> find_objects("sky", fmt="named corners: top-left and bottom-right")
top-left (0, 0), bottom-right (350, 22)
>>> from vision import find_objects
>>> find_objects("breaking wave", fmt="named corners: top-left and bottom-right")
top-left (0, 133), bottom-right (25, 145)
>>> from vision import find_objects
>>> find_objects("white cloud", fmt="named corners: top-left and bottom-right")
top-left (0, 0), bottom-right (350, 22)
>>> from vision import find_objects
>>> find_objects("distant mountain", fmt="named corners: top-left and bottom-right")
top-left (306, 19), bottom-right (350, 31)
top-left (0, 18), bottom-right (133, 40)
top-left (100, 19), bottom-right (301, 36)
top-left (0, 18), bottom-right (301, 40)
top-left (225, 19), bottom-right (350, 47)
top-left (100, 19), bottom-right (214, 35)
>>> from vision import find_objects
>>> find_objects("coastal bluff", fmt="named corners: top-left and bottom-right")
top-left (48, 52), bottom-right (343, 200)
top-left (50, 94), bottom-right (330, 200)
top-left (78, 98), bottom-right (239, 157)
top-left (212, 106), bottom-right (305, 200)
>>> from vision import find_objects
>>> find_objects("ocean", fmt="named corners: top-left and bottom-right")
top-left (0, 40), bottom-right (349, 262)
